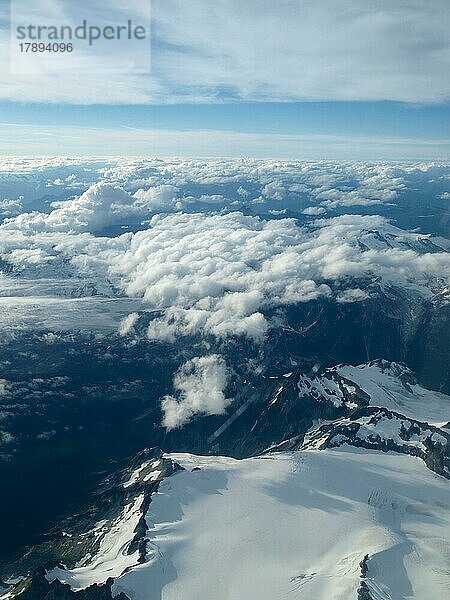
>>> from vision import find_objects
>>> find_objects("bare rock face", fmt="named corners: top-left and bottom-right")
top-left (2, 448), bottom-right (183, 596)
top-left (357, 555), bottom-right (373, 600)
top-left (9, 569), bottom-right (130, 599)
top-left (301, 407), bottom-right (450, 478)
top-left (357, 581), bottom-right (373, 600)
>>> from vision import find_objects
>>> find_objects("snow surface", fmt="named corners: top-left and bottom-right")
top-left (337, 363), bottom-right (450, 426)
top-left (102, 448), bottom-right (450, 600)
top-left (39, 362), bottom-right (450, 599)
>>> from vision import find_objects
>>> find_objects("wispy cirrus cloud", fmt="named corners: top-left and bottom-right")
top-left (1, 123), bottom-right (449, 159)
top-left (1, 0), bottom-right (450, 105)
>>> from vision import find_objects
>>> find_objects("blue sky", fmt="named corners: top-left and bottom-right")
top-left (1, 0), bottom-right (449, 157)
top-left (3, 101), bottom-right (450, 139)
top-left (1, 100), bottom-right (448, 159)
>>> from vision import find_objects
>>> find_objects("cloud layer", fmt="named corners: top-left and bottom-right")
top-left (0, 159), bottom-right (449, 343)
top-left (2, 208), bottom-right (449, 342)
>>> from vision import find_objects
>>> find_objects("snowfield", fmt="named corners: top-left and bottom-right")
top-left (93, 448), bottom-right (449, 600)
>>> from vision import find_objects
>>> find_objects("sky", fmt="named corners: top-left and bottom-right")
top-left (1, 0), bottom-right (449, 158)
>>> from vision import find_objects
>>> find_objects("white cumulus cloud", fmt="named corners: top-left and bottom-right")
top-left (118, 312), bottom-right (140, 336)
top-left (161, 354), bottom-right (230, 430)
top-left (0, 159), bottom-right (449, 341)
top-left (2, 183), bottom-right (136, 234)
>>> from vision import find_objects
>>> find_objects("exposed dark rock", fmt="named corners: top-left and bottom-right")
top-left (357, 555), bottom-right (373, 600)
top-left (302, 407), bottom-right (450, 478)
top-left (10, 569), bottom-right (131, 599)
top-left (359, 554), bottom-right (369, 578)
top-left (2, 448), bottom-right (183, 584)
top-left (357, 581), bottom-right (373, 600)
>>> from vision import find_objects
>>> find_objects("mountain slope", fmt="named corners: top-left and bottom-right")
top-left (46, 450), bottom-right (450, 600)
top-left (2, 361), bottom-right (449, 600)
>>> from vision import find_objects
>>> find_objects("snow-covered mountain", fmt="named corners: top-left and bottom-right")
top-left (5, 446), bottom-right (449, 600)
top-left (2, 360), bottom-right (449, 600)
top-left (112, 449), bottom-right (450, 600)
